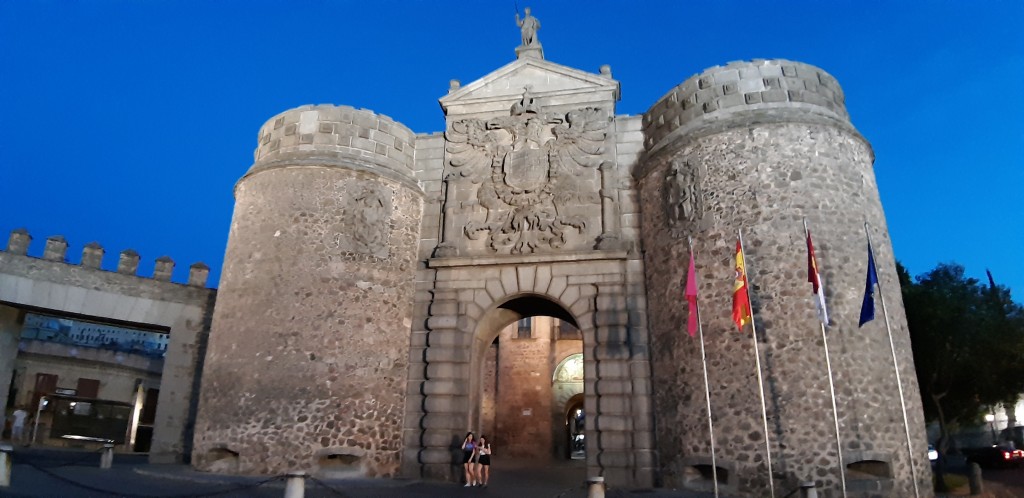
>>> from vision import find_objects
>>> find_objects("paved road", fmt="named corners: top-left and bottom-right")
top-left (2, 447), bottom-right (721, 498)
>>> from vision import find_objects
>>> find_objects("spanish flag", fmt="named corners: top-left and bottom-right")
top-left (732, 239), bottom-right (752, 329)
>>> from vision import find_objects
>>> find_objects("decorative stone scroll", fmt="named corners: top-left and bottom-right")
top-left (444, 91), bottom-right (609, 254)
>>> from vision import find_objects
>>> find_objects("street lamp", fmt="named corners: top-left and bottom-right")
top-left (985, 413), bottom-right (997, 445)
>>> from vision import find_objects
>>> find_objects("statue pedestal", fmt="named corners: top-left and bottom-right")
top-left (515, 44), bottom-right (544, 60)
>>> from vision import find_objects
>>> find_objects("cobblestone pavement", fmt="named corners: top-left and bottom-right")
top-left (1, 447), bottom-right (722, 498)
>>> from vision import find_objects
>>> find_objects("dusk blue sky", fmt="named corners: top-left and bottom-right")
top-left (2, 1), bottom-right (1021, 298)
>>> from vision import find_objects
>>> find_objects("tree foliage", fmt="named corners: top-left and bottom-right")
top-left (901, 262), bottom-right (1024, 443)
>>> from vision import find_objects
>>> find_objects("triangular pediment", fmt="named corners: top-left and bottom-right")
top-left (440, 58), bottom-right (619, 116)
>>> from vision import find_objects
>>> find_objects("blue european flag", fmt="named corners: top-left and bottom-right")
top-left (858, 242), bottom-right (879, 327)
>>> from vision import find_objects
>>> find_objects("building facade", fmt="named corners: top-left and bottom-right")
top-left (2, 12), bottom-right (931, 498)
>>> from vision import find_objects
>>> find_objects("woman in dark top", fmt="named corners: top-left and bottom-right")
top-left (461, 432), bottom-right (477, 487)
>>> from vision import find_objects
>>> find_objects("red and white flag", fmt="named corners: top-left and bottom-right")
top-left (806, 230), bottom-right (830, 326)
top-left (685, 250), bottom-right (699, 337)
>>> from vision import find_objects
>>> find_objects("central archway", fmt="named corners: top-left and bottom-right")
top-left (468, 295), bottom-right (583, 462)
top-left (407, 257), bottom-right (654, 487)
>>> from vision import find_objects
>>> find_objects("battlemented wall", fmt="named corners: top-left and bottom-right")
top-left (637, 60), bottom-right (929, 495)
top-left (192, 106), bottom-right (424, 477)
top-left (0, 229), bottom-right (214, 462)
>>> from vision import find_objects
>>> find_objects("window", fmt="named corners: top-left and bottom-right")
top-left (517, 317), bottom-right (532, 339)
top-left (558, 320), bottom-right (582, 340)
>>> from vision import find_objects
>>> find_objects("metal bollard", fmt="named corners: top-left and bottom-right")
top-left (799, 481), bottom-right (818, 498)
top-left (0, 443), bottom-right (12, 487)
top-left (100, 443), bottom-right (114, 470)
top-left (968, 462), bottom-right (983, 496)
top-left (586, 476), bottom-right (605, 498)
top-left (284, 471), bottom-right (306, 498)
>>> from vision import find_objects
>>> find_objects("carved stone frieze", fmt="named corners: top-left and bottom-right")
top-left (326, 180), bottom-right (392, 258)
top-left (444, 93), bottom-right (609, 254)
top-left (663, 159), bottom-right (706, 236)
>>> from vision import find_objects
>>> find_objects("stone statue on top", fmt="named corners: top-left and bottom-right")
top-left (515, 7), bottom-right (544, 60)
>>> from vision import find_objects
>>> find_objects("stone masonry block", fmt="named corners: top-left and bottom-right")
top-left (722, 82), bottom-right (738, 95)
top-left (694, 88), bottom-right (716, 104)
top-left (597, 360), bottom-right (630, 379)
top-left (745, 92), bottom-right (762, 104)
top-left (425, 362), bottom-right (467, 380)
top-left (153, 256), bottom-right (175, 281)
top-left (534, 265), bottom-right (552, 293)
top-left (81, 242), bottom-right (104, 269)
top-left (424, 346), bottom-right (469, 364)
top-left (569, 298), bottom-right (592, 319)
top-left (473, 289), bottom-right (491, 311)
top-left (738, 77), bottom-right (765, 94)
top-left (484, 278), bottom-right (504, 301)
top-left (43, 236), bottom-right (68, 262)
top-left (351, 136), bottom-right (376, 152)
top-left (516, 265), bottom-right (536, 294)
top-left (352, 112), bottom-right (378, 130)
top-left (593, 344), bottom-right (631, 361)
top-left (713, 69), bottom-right (739, 83)
top-left (594, 414), bottom-right (633, 432)
top-left (421, 412), bottom-right (464, 430)
top-left (761, 89), bottom-right (788, 103)
top-left (599, 431), bottom-right (632, 449)
top-left (117, 249), bottom-right (140, 275)
top-left (547, 276), bottom-right (567, 299)
top-left (421, 379), bottom-right (466, 397)
top-left (594, 379), bottom-right (632, 395)
top-left (718, 93), bottom-right (745, 109)
top-left (499, 267), bottom-right (518, 295)
top-left (559, 284), bottom-right (581, 309)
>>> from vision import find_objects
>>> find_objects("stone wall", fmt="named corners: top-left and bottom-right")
top-left (191, 106), bottom-right (424, 477)
top-left (637, 60), bottom-right (930, 496)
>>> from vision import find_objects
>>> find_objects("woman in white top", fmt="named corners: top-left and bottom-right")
top-left (475, 435), bottom-right (492, 488)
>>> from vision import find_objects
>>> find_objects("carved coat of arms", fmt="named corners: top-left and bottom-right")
top-left (444, 90), bottom-right (609, 254)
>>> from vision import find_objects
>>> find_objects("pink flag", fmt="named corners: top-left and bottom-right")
top-left (685, 250), bottom-right (699, 336)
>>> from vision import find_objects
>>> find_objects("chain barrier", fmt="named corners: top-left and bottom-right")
top-left (22, 459), bottom-right (286, 498)
top-left (306, 475), bottom-right (352, 497)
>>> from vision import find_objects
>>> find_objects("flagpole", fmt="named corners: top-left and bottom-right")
top-left (804, 219), bottom-right (847, 498)
top-left (689, 236), bottom-right (719, 498)
top-left (864, 222), bottom-right (920, 498)
top-left (738, 229), bottom-right (775, 498)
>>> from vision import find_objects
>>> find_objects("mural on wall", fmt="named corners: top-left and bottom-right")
top-left (20, 312), bottom-right (169, 357)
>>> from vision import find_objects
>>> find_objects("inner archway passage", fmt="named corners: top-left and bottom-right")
top-left (474, 297), bottom-right (583, 463)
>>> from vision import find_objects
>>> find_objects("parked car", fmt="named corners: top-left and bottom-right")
top-left (962, 444), bottom-right (1024, 468)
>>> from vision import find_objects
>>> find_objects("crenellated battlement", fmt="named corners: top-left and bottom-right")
top-left (643, 59), bottom-right (851, 154)
top-left (3, 228), bottom-right (209, 287)
top-left (249, 104), bottom-right (417, 185)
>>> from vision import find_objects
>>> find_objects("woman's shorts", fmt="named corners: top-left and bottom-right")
top-left (462, 450), bottom-right (473, 464)
top-left (479, 455), bottom-right (491, 466)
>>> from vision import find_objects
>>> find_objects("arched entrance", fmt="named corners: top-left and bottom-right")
top-left (469, 295), bottom-right (583, 462)
top-left (407, 257), bottom-right (655, 487)
top-left (564, 393), bottom-right (585, 460)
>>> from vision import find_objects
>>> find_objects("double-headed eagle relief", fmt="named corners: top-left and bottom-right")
top-left (444, 90), bottom-right (610, 254)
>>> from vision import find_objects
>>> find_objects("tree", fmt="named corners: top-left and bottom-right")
top-left (901, 262), bottom-right (1024, 489)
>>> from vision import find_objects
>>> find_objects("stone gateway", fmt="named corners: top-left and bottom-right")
top-left (0, 8), bottom-right (930, 498)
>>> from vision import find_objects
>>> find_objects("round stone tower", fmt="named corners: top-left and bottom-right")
top-left (192, 105), bottom-right (423, 477)
top-left (636, 60), bottom-right (930, 496)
